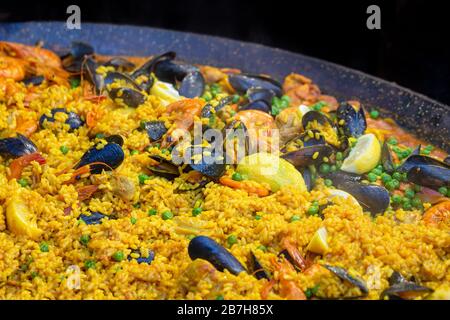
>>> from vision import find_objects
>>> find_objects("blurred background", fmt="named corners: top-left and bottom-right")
top-left (1, 0), bottom-right (449, 104)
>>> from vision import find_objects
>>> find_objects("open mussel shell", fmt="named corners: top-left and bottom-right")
top-left (239, 87), bottom-right (275, 113)
top-left (23, 75), bottom-right (44, 86)
top-left (75, 142), bottom-right (125, 174)
top-left (103, 57), bottom-right (135, 72)
top-left (39, 108), bottom-right (84, 131)
top-left (108, 87), bottom-right (146, 108)
top-left (131, 51), bottom-right (176, 80)
top-left (381, 141), bottom-right (395, 174)
top-left (154, 59), bottom-right (199, 84)
top-left (336, 102), bottom-right (367, 138)
top-left (104, 71), bottom-right (142, 90)
top-left (62, 41), bottom-right (95, 73)
top-left (380, 271), bottom-right (433, 300)
top-left (397, 155), bottom-right (450, 189)
top-left (239, 100), bottom-right (271, 113)
top-left (326, 171), bottom-right (390, 215)
top-left (0, 133), bottom-right (38, 158)
top-left (187, 146), bottom-right (226, 178)
top-left (178, 71), bottom-right (205, 98)
top-left (248, 251), bottom-right (270, 280)
top-left (323, 265), bottom-right (368, 298)
top-left (105, 134), bottom-right (124, 147)
top-left (282, 145), bottom-right (333, 167)
top-left (85, 57), bottom-right (105, 94)
top-left (302, 110), bottom-right (335, 130)
top-left (299, 166), bottom-right (316, 192)
top-left (188, 236), bottom-right (246, 275)
top-left (148, 155), bottom-right (180, 180)
top-left (141, 121), bottom-right (167, 142)
top-left (228, 73), bottom-right (282, 97)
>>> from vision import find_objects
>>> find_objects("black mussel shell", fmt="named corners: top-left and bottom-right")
top-left (142, 121), bottom-right (167, 142)
top-left (326, 171), bottom-right (390, 215)
top-left (302, 110), bottom-right (335, 130)
top-left (407, 165), bottom-right (450, 190)
top-left (336, 102), bottom-right (367, 138)
top-left (178, 71), bottom-right (205, 98)
top-left (128, 249), bottom-right (155, 265)
top-left (108, 87), bottom-right (146, 108)
top-left (79, 211), bottom-right (107, 225)
top-left (75, 143), bottom-right (125, 174)
top-left (105, 134), bottom-right (124, 147)
top-left (104, 71), bottom-right (142, 91)
top-left (187, 146), bottom-right (226, 178)
top-left (103, 57), bottom-right (135, 72)
top-left (188, 236), bottom-right (246, 275)
top-left (323, 265), bottom-right (368, 298)
top-left (23, 75), bottom-right (44, 86)
top-left (39, 108), bottom-right (84, 131)
top-left (381, 141), bottom-right (395, 173)
top-left (247, 87), bottom-right (276, 104)
top-left (85, 56), bottom-right (104, 94)
top-left (62, 41), bottom-right (94, 72)
top-left (445, 156), bottom-right (450, 166)
top-left (239, 100), bottom-right (271, 113)
top-left (396, 154), bottom-right (440, 173)
top-left (228, 73), bottom-right (282, 97)
top-left (148, 155), bottom-right (180, 180)
top-left (282, 145), bottom-right (333, 167)
top-left (0, 134), bottom-right (38, 158)
top-left (131, 51), bottom-right (177, 80)
top-left (380, 271), bottom-right (433, 300)
top-left (299, 166), bottom-right (316, 192)
top-left (154, 59), bottom-right (199, 84)
top-left (248, 251), bottom-right (270, 280)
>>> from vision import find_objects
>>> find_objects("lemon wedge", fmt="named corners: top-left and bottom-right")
top-left (236, 152), bottom-right (306, 192)
top-left (150, 80), bottom-right (182, 105)
top-left (340, 133), bottom-right (381, 174)
top-left (306, 227), bottom-right (329, 255)
top-left (6, 191), bottom-right (42, 239)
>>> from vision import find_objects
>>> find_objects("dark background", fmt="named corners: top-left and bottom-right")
top-left (1, 0), bottom-right (449, 104)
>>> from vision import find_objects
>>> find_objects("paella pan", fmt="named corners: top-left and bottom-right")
top-left (0, 23), bottom-right (449, 300)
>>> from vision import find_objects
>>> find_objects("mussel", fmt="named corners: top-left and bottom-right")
top-left (188, 236), bottom-right (246, 275)
top-left (141, 121), bottom-right (168, 142)
top-left (381, 141), bottom-right (395, 174)
top-left (128, 249), bottom-right (155, 265)
top-left (326, 171), bottom-right (390, 215)
top-left (23, 75), bottom-right (44, 86)
top-left (0, 134), bottom-right (38, 158)
top-left (61, 41), bottom-right (95, 73)
top-left (323, 265), bottom-right (368, 298)
top-left (398, 155), bottom-right (450, 190)
top-left (75, 142), bottom-right (125, 174)
top-left (248, 251), bottom-right (270, 280)
top-left (227, 73), bottom-right (282, 97)
top-left (148, 155), bottom-right (180, 180)
top-left (380, 271), bottom-right (433, 300)
top-left (103, 57), bottom-right (135, 72)
top-left (186, 146), bottom-right (226, 178)
top-left (336, 102), bottom-right (367, 138)
top-left (79, 211), bottom-right (107, 225)
top-left (39, 108), bottom-right (84, 131)
top-left (282, 145), bottom-right (333, 167)
top-left (239, 87), bottom-right (275, 113)
top-left (104, 71), bottom-right (146, 108)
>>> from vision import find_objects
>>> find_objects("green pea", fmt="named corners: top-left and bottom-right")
top-left (391, 179), bottom-right (400, 189)
top-left (112, 251), bottom-right (125, 262)
top-left (404, 188), bottom-right (415, 199)
top-left (335, 152), bottom-right (343, 161)
top-left (84, 260), bottom-right (96, 269)
top-left (130, 217), bottom-right (137, 225)
top-left (381, 173), bottom-right (392, 184)
top-left (162, 211), bottom-right (173, 220)
top-left (232, 172), bottom-right (244, 181)
top-left (324, 179), bottom-right (333, 187)
top-left (391, 194), bottom-right (402, 204)
top-left (438, 186), bottom-right (448, 196)
top-left (216, 295), bottom-right (225, 300)
top-left (290, 215), bottom-right (301, 222)
top-left (133, 203), bottom-right (141, 209)
top-left (80, 234), bottom-right (90, 246)
top-left (254, 215), bottom-right (262, 220)
top-left (369, 109), bottom-right (379, 119)
top-left (60, 145), bottom-right (69, 155)
top-left (319, 163), bottom-right (331, 174)
top-left (232, 94), bottom-right (240, 104)
top-left (329, 165), bottom-right (337, 173)
top-left (18, 178), bottom-right (28, 188)
top-left (148, 208), bottom-right (157, 216)
top-left (367, 173), bottom-right (378, 183)
top-left (192, 207), bottom-right (202, 216)
top-left (411, 197), bottom-right (422, 209)
top-left (422, 149), bottom-right (431, 155)
top-left (387, 137), bottom-right (398, 145)
top-left (371, 168), bottom-right (382, 176)
top-left (402, 202), bottom-right (412, 210)
top-left (202, 92), bottom-right (213, 101)
top-left (385, 180), bottom-right (396, 191)
top-left (307, 205), bottom-right (319, 216)
top-left (130, 150), bottom-right (139, 155)
top-left (30, 271), bottom-right (39, 279)
top-left (257, 245), bottom-right (267, 252)
top-left (227, 235), bottom-right (238, 246)
top-left (138, 173), bottom-right (150, 185)
top-left (39, 242), bottom-right (49, 253)
top-left (392, 172), bottom-right (402, 181)
top-left (95, 133), bottom-right (105, 139)
top-left (70, 77), bottom-right (80, 89)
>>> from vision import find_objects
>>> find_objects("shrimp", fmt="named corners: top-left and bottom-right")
top-left (162, 98), bottom-right (205, 147)
top-left (8, 152), bottom-right (46, 180)
top-left (235, 110), bottom-right (277, 153)
top-left (219, 176), bottom-right (270, 197)
top-left (282, 73), bottom-right (321, 106)
top-left (269, 257), bottom-right (307, 300)
top-left (0, 56), bottom-right (27, 80)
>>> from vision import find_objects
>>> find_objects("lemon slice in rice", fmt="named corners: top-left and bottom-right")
top-left (150, 80), bottom-right (182, 105)
top-left (236, 152), bottom-right (306, 192)
top-left (306, 227), bottom-right (329, 255)
top-left (327, 189), bottom-right (360, 207)
top-left (6, 191), bottom-right (42, 240)
top-left (340, 133), bottom-right (381, 174)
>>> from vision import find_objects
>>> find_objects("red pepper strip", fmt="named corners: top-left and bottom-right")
top-left (8, 152), bottom-right (46, 180)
